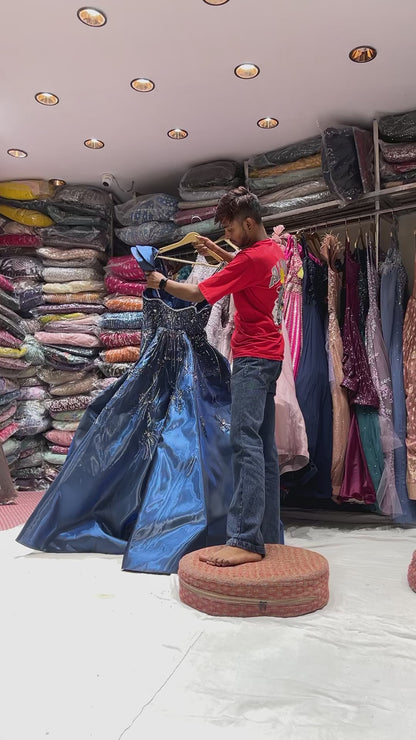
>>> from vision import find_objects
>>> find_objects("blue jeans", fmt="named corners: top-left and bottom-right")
top-left (226, 356), bottom-right (283, 555)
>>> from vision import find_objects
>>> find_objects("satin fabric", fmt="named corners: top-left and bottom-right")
top-left (17, 292), bottom-right (233, 573)
top-left (403, 253), bottom-right (416, 499)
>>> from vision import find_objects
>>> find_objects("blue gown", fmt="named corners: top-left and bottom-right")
top-left (16, 291), bottom-right (234, 573)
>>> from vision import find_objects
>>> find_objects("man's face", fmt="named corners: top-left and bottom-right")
top-left (222, 218), bottom-right (251, 249)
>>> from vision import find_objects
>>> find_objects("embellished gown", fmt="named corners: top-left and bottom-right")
top-left (16, 291), bottom-right (234, 573)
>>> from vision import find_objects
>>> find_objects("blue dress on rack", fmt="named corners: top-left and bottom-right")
top-left (16, 290), bottom-right (234, 573)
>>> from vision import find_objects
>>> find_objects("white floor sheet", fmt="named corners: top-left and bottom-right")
top-left (2, 524), bottom-right (416, 740)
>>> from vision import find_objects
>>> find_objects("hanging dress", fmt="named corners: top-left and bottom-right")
top-left (380, 232), bottom-right (416, 521)
top-left (320, 233), bottom-right (350, 500)
top-left (403, 249), bottom-right (416, 500)
top-left (0, 446), bottom-right (16, 504)
top-left (283, 235), bottom-right (303, 378)
top-left (365, 241), bottom-right (402, 516)
top-left (291, 242), bottom-right (333, 500)
top-left (16, 290), bottom-right (234, 573)
top-left (340, 239), bottom-right (378, 505)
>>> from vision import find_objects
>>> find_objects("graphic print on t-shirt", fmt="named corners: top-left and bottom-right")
top-left (269, 259), bottom-right (286, 327)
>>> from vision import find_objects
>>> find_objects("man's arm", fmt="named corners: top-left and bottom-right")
top-left (146, 270), bottom-right (205, 303)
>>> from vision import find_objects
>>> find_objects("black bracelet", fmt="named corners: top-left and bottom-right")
top-left (158, 277), bottom-right (168, 290)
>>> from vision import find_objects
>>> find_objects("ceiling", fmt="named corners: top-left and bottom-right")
top-left (2, 0), bottom-right (416, 198)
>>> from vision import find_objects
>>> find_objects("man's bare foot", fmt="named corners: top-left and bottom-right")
top-left (199, 546), bottom-right (263, 567)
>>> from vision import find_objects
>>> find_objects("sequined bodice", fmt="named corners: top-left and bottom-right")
top-left (141, 292), bottom-right (211, 339)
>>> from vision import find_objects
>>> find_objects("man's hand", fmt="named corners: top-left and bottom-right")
top-left (145, 270), bottom-right (165, 289)
top-left (193, 236), bottom-right (219, 257)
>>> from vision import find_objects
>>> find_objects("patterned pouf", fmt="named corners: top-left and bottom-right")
top-left (408, 550), bottom-right (416, 592)
top-left (178, 544), bottom-right (329, 618)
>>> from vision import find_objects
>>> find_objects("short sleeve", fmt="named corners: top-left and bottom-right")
top-left (198, 252), bottom-right (254, 304)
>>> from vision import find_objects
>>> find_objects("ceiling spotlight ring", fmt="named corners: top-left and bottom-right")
top-left (234, 63), bottom-right (260, 79)
top-left (77, 7), bottom-right (107, 26)
top-left (257, 117), bottom-right (279, 129)
top-left (130, 78), bottom-right (155, 93)
top-left (35, 92), bottom-right (59, 106)
top-left (349, 45), bottom-right (377, 63)
top-left (84, 138), bottom-right (105, 149)
top-left (167, 129), bottom-right (188, 140)
top-left (7, 149), bottom-right (28, 158)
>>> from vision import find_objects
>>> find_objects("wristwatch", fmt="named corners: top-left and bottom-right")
top-left (158, 277), bottom-right (168, 290)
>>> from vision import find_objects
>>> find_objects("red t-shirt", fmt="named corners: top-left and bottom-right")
top-left (199, 238), bottom-right (286, 360)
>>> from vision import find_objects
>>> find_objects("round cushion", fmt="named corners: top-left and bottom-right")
top-left (178, 544), bottom-right (329, 618)
top-left (408, 550), bottom-right (416, 592)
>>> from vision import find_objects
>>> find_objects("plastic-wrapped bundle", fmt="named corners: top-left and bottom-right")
top-left (100, 346), bottom-right (140, 363)
top-left (47, 395), bottom-right (91, 414)
top-left (19, 386), bottom-right (48, 401)
top-left (42, 281), bottom-right (104, 294)
top-left (33, 302), bottom-right (105, 314)
top-left (42, 345), bottom-right (95, 371)
top-left (178, 162), bottom-right (244, 201)
top-left (115, 221), bottom-right (179, 247)
top-left (44, 429), bottom-right (75, 447)
top-left (177, 218), bottom-right (217, 237)
top-left (37, 247), bottom-right (106, 262)
top-left (40, 226), bottom-right (108, 251)
top-left (22, 336), bottom-right (45, 365)
top-left (173, 205), bottom-right (217, 225)
top-left (0, 205), bottom-right (53, 227)
top-left (321, 127), bottom-right (364, 202)
top-left (0, 233), bottom-right (41, 249)
top-left (0, 330), bottom-right (22, 348)
top-left (42, 267), bottom-right (103, 283)
top-left (258, 178), bottom-right (328, 204)
top-left (249, 154), bottom-right (322, 179)
top-left (52, 185), bottom-right (113, 218)
top-left (114, 193), bottom-right (178, 226)
top-left (0, 421), bottom-right (19, 443)
top-left (99, 311), bottom-right (143, 331)
top-left (380, 140), bottom-right (416, 163)
top-left (378, 109), bottom-right (416, 142)
top-left (0, 255), bottom-right (43, 279)
top-left (0, 287), bottom-right (20, 312)
top-left (99, 330), bottom-right (141, 348)
top-left (44, 318), bottom-right (101, 335)
top-left (106, 256), bottom-right (146, 281)
top-left (0, 179), bottom-right (55, 201)
top-left (34, 331), bottom-right (101, 347)
top-left (49, 375), bottom-right (96, 397)
top-left (46, 205), bottom-right (105, 227)
top-left (104, 275), bottom-right (146, 296)
top-left (14, 281), bottom-right (45, 312)
top-left (248, 167), bottom-right (323, 193)
top-left (103, 295), bottom-right (143, 312)
top-left (14, 400), bottom-right (50, 437)
top-left (247, 136), bottom-right (322, 169)
top-left (95, 360), bottom-right (133, 377)
top-left (260, 190), bottom-right (333, 216)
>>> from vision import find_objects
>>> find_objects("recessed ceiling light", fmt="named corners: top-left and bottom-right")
top-left (167, 128), bottom-right (188, 140)
top-left (49, 179), bottom-right (66, 187)
top-left (257, 117), bottom-right (279, 129)
top-left (84, 138), bottom-right (105, 149)
top-left (7, 148), bottom-right (27, 158)
top-left (35, 92), bottom-right (59, 106)
top-left (77, 7), bottom-right (107, 26)
top-left (349, 46), bottom-right (377, 63)
top-left (203, 0), bottom-right (230, 5)
top-left (234, 63), bottom-right (260, 79)
top-left (130, 78), bottom-right (155, 93)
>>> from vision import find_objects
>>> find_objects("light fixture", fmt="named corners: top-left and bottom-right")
top-left (130, 78), bottom-right (155, 93)
top-left (167, 128), bottom-right (188, 140)
top-left (257, 117), bottom-right (279, 129)
top-left (77, 7), bottom-right (107, 26)
top-left (84, 138), bottom-right (105, 149)
top-left (49, 179), bottom-right (66, 187)
top-left (203, 0), bottom-right (230, 4)
top-left (234, 63), bottom-right (260, 79)
top-left (35, 92), bottom-right (59, 106)
top-left (349, 46), bottom-right (377, 63)
top-left (7, 148), bottom-right (27, 158)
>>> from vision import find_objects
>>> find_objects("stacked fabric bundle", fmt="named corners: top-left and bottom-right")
top-left (114, 163), bottom-right (242, 249)
top-left (0, 212), bottom-right (52, 491)
top-left (28, 185), bottom-right (113, 481)
top-left (247, 137), bottom-right (333, 213)
top-left (173, 160), bottom-right (244, 233)
top-left (378, 109), bottom-right (416, 188)
top-left (98, 255), bottom-right (144, 378)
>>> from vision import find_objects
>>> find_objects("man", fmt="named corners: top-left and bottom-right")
top-left (146, 186), bottom-right (286, 566)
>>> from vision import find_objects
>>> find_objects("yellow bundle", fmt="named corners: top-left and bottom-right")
top-left (0, 179), bottom-right (55, 201)
top-left (0, 347), bottom-right (27, 357)
top-left (0, 204), bottom-right (53, 227)
top-left (39, 313), bottom-right (85, 324)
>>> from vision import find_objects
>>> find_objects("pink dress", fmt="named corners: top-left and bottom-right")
top-left (403, 252), bottom-right (416, 500)
top-left (282, 235), bottom-right (303, 378)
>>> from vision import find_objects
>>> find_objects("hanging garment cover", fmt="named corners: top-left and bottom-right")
top-left (403, 249), bottom-right (416, 500)
top-left (282, 235), bottom-right (303, 379)
top-left (380, 232), bottom-right (416, 521)
top-left (16, 289), bottom-right (234, 573)
top-left (320, 234), bottom-right (350, 500)
top-left (365, 242), bottom-right (402, 516)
